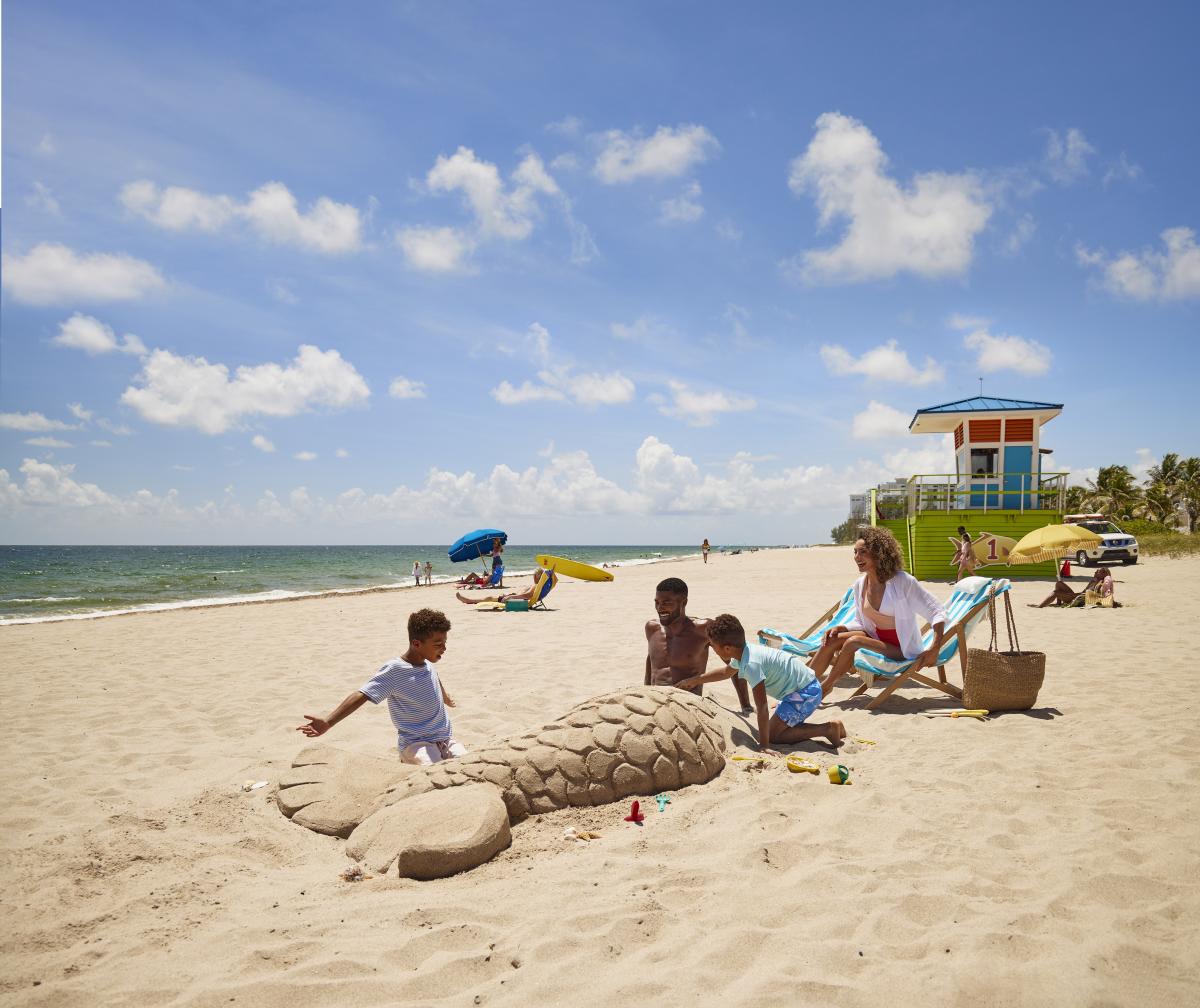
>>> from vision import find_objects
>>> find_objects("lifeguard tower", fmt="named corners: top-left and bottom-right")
top-left (870, 396), bottom-right (1067, 579)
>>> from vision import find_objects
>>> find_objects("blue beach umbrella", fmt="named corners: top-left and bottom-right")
top-left (448, 528), bottom-right (507, 564)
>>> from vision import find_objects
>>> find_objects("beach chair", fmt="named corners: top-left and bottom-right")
top-left (476, 568), bottom-right (558, 612)
top-left (527, 567), bottom-right (556, 610)
top-left (758, 586), bottom-right (857, 657)
top-left (850, 576), bottom-right (1012, 710)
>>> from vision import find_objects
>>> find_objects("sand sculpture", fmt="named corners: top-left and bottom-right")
top-left (277, 685), bottom-right (738, 879)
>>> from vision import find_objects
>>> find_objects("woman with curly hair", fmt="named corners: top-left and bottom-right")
top-left (809, 526), bottom-right (947, 696)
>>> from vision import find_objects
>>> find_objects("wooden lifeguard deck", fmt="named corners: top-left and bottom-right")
top-left (870, 396), bottom-right (1067, 579)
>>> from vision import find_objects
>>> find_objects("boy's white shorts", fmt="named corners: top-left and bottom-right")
top-left (400, 738), bottom-right (467, 765)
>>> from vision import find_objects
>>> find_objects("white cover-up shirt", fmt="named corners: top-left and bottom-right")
top-left (844, 571), bottom-right (948, 659)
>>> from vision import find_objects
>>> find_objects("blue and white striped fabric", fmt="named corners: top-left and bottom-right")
top-left (758, 586), bottom-right (857, 657)
top-left (360, 658), bottom-right (451, 748)
top-left (853, 576), bottom-right (1011, 681)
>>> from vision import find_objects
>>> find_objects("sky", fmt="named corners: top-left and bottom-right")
top-left (2, 1), bottom-right (1198, 545)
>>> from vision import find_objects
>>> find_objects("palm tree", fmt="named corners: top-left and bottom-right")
top-left (1137, 483), bottom-right (1177, 525)
top-left (1178, 457), bottom-right (1200, 533)
top-left (1146, 452), bottom-right (1185, 489)
top-left (1084, 465), bottom-right (1141, 519)
top-left (1064, 485), bottom-right (1088, 514)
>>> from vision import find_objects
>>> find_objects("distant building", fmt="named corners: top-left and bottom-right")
top-left (849, 493), bottom-right (868, 519)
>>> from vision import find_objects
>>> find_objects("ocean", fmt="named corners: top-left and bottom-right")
top-left (0, 544), bottom-right (731, 625)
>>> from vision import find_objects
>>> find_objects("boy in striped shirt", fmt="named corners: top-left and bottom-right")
top-left (296, 608), bottom-right (467, 765)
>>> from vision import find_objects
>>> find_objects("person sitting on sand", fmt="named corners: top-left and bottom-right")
top-left (455, 567), bottom-right (549, 606)
top-left (1028, 569), bottom-right (1115, 609)
top-left (296, 608), bottom-right (466, 766)
top-left (808, 526), bottom-right (947, 695)
top-left (644, 577), bottom-right (750, 711)
top-left (1086, 567), bottom-right (1120, 607)
top-left (678, 614), bottom-right (845, 754)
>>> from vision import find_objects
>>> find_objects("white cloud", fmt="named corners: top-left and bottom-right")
top-left (294, 451), bottom-right (318, 462)
top-left (545, 115), bottom-right (583, 138)
top-left (335, 448), bottom-right (349, 459)
top-left (1103, 152), bottom-right (1142, 187)
top-left (491, 380), bottom-right (567, 405)
top-left (97, 418), bottom-right (133, 436)
top-left (654, 380), bottom-right (755, 427)
top-left (121, 180), bottom-right (362, 253)
top-left (851, 401), bottom-right (911, 439)
top-left (268, 279), bottom-right (298, 304)
top-left (715, 220), bottom-right (742, 243)
top-left (91, 440), bottom-right (113, 448)
top-left (962, 326), bottom-right (1052, 376)
top-left (611, 315), bottom-right (674, 342)
top-left (425, 147), bottom-right (558, 240)
top-left (1002, 214), bottom-right (1036, 255)
top-left (1, 243), bottom-right (166, 306)
top-left (0, 411), bottom-right (77, 432)
top-left (251, 435), bottom-right (276, 453)
top-left (1043, 127), bottom-right (1095, 184)
top-left (5, 459), bottom-right (116, 509)
top-left (784, 112), bottom-right (991, 283)
top-left (67, 403), bottom-right (94, 422)
top-left (27, 181), bottom-right (61, 215)
top-left (595, 124), bottom-right (719, 183)
top-left (1076, 227), bottom-right (1200, 301)
top-left (820, 339), bottom-right (944, 385)
top-left (388, 376), bottom-right (427, 399)
top-left (121, 344), bottom-right (370, 434)
top-left (659, 181), bottom-right (704, 223)
top-left (549, 152), bottom-right (581, 172)
top-left (52, 313), bottom-right (147, 356)
top-left (25, 437), bottom-right (73, 448)
top-left (490, 323), bottom-right (633, 408)
top-left (36, 133), bottom-right (57, 156)
top-left (396, 226), bottom-right (475, 272)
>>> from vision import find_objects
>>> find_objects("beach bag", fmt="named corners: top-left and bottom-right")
top-left (963, 590), bottom-right (1046, 711)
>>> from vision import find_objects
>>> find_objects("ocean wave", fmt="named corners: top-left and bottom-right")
top-left (4, 596), bottom-right (87, 604)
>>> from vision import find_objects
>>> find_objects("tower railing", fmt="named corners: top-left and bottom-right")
top-left (871, 472), bottom-right (1067, 519)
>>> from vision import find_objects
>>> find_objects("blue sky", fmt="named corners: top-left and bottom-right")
top-left (2, 1), bottom-right (1198, 544)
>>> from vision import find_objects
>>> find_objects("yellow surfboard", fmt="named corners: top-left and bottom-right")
top-left (534, 555), bottom-right (614, 582)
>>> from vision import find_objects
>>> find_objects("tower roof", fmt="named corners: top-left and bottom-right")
top-left (910, 396), bottom-right (1063, 433)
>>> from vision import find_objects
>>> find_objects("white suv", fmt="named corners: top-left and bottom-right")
top-left (1064, 514), bottom-right (1139, 566)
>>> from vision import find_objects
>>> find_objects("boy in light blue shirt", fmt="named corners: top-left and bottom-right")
top-left (679, 613), bottom-right (846, 754)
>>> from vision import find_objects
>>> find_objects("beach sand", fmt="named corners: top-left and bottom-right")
top-left (1, 547), bottom-right (1197, 1007)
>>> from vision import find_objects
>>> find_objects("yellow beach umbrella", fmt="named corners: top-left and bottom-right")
top-left (1007, 524), bottom-right (1103, 565)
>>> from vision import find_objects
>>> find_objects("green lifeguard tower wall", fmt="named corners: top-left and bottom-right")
top-left (872, 397), bottom-right (1067, 580)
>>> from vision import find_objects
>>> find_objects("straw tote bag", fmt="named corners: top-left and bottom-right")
top-left (963, 590), bottom-right (1046, 711)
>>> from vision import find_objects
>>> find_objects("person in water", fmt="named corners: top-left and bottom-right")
top-left (643, 577), bottom-right (751, 711)
top-left (808, 526), bottom-right (947, 694)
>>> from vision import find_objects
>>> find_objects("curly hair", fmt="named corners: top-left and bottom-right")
top-left (855, 526), bottom-right (905, 582)
top-left (706, 613), bottom-right (746, 647)
top-left (408, 608), bottom-right (451, 640)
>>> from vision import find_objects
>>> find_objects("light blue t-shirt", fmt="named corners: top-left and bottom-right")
top-left (731, 643), bottom-right (816, 700)
top-left (360, 658), bottom-right (451, 748)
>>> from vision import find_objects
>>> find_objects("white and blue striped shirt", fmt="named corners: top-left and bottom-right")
top-left (360, 658), bottom-right (451, 748)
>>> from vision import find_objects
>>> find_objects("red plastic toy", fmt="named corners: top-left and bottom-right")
top-left (624, 800), bottom-right (645, 824)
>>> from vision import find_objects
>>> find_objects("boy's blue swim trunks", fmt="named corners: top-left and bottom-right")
top-left (774, 677), bottom-right (822, 727)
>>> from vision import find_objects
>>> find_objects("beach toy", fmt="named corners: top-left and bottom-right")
top-left (654, 793), bottom-right (671, 812)
top-left (563, 826), bottom-right (600, 843)
top-left (853, 737), bottom-right (877, 746)
top-left (624, 800), bottom-right (645, 824)
top-left (785, 756), bottom-right (819, 775)
top-left (922, 709), bottom-right (988, 720)
top-left (827, 764), bottom-right (851, 785)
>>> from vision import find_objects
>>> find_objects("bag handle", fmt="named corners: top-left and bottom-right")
top-left (983, 586), bottom-right (1023, 654)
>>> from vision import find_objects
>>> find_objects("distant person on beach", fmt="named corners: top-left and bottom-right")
top-left (702, 539), bottom-right (710, 564)
top-left (413, 560), bottom-right (422, 586)
top-left (646, 577), bottom-right (751, 712)
top-left (424, 560), bottom-right (433, 585)
top-left (681, 614), bottom-right (846, 753)
top-left (807, 526), bottom-right (947, 694)
top-left (455, 567), bottom-right (550, 606)
top-left (1029, 568), bottom-right (1119, 608)
top-left (296, 608), bottom-right (466, 766)
top-left (952, 526), bottom-right (976, 581)
top-left (491, 538), bottom-right (504, 573)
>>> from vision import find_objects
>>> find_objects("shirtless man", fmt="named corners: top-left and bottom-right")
top-left (645, 577), bottom-right (751, 711)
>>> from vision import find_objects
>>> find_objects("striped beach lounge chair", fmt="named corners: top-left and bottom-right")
top-left (851, 575), bottom-right (1011, 710)
top-left (757, 586), bottom-right (857, 657)
top-left (477, 567), bottom-right (558, 612)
